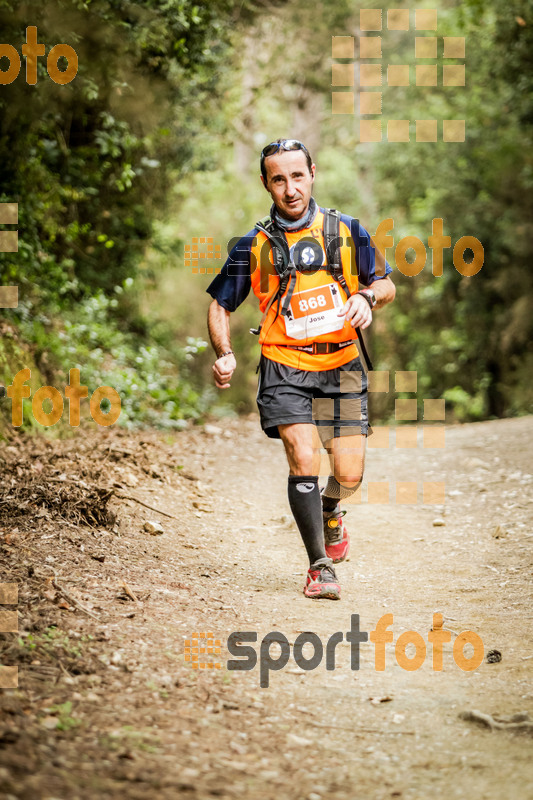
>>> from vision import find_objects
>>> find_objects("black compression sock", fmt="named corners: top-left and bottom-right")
top-left (287, 475), bottom-right (327, 565)
top-left (321, 494), bottom-right (340, 513)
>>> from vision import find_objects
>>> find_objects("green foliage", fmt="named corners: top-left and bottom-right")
top-left (369, 0), bottom-right (533, 419)
top-left (99, 725), bottom-right (162, 753)
top-left (14, 282), bottom-right (211, 429)
top-left (140, 0), bottom-right (363, 414)
top-left (136, 0), bottom-right (533, 422)
top-left (0, 0), bottom-right (269, 427)
top-left (0, 0), bottom-right (530, 426)
top-left (0, 0), bottom-right (251, 303)
top-left (44, 701), bottom-right (81, 731)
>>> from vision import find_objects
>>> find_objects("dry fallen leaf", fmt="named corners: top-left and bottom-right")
top-left (369, 696), bottom-right (393, 705)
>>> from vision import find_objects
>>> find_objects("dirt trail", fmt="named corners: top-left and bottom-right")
top-left (0, 415), bottom-right (532, 800)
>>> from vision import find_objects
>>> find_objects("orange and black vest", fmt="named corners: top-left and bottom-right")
top-left (250, 207), bottom-right (360, 371)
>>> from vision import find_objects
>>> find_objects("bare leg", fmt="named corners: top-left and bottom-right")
top-left (278, 422), bottom-right (322, 475)
top-left (325, 433), bottom-right (366, 489)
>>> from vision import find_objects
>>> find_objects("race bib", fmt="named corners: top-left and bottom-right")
top-left (284, 283), bottom-right (346, 340)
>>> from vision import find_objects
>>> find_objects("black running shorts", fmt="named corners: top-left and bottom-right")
top-left (256, 355), bottom-right (369, 442)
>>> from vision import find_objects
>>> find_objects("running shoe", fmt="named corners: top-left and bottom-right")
top-left (323, 507), bottom-right (350, 563)
top-left (303, 558), bottom-right (341, 600)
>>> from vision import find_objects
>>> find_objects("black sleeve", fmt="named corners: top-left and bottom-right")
top-left (206, 231), bottom-right (256, 312)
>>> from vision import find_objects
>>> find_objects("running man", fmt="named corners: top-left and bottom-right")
top-left (206, 138), bottom-right (395, 599)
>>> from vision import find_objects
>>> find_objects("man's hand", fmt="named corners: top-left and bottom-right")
top-left (337, 294), bottom-right (372, 330)
top-left (213, 353), bottom-right (237, 389)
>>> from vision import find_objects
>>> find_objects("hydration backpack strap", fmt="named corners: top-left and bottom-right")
top-left (280, 266), bottom-right (297, 317)
top-left (251, 218), bottom-right (293, 335)
top-left (255, 218), bottom-right (291, 278)
top-left (324, 208), bottom-right (374, 373)
top-left (324, 208), bottom-right (351, 298)
top-left (256, 217), bottom-right (298, 318)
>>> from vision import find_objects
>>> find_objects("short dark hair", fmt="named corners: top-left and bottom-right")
top-left (260, 138), bottom-right (313, 182)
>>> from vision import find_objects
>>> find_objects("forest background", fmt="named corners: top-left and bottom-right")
top-left (0, 0), bottom-right (531, 433)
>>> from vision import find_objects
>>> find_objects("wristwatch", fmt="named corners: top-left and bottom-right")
top-left (357, 289), bottom-right (377, 309)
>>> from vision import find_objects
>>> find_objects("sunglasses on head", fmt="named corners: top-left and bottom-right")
top-left (260, 139), bottom-right (310, 160)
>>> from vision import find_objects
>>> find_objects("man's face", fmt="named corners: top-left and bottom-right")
top-left (261, 150), bottom-right (316, 220)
